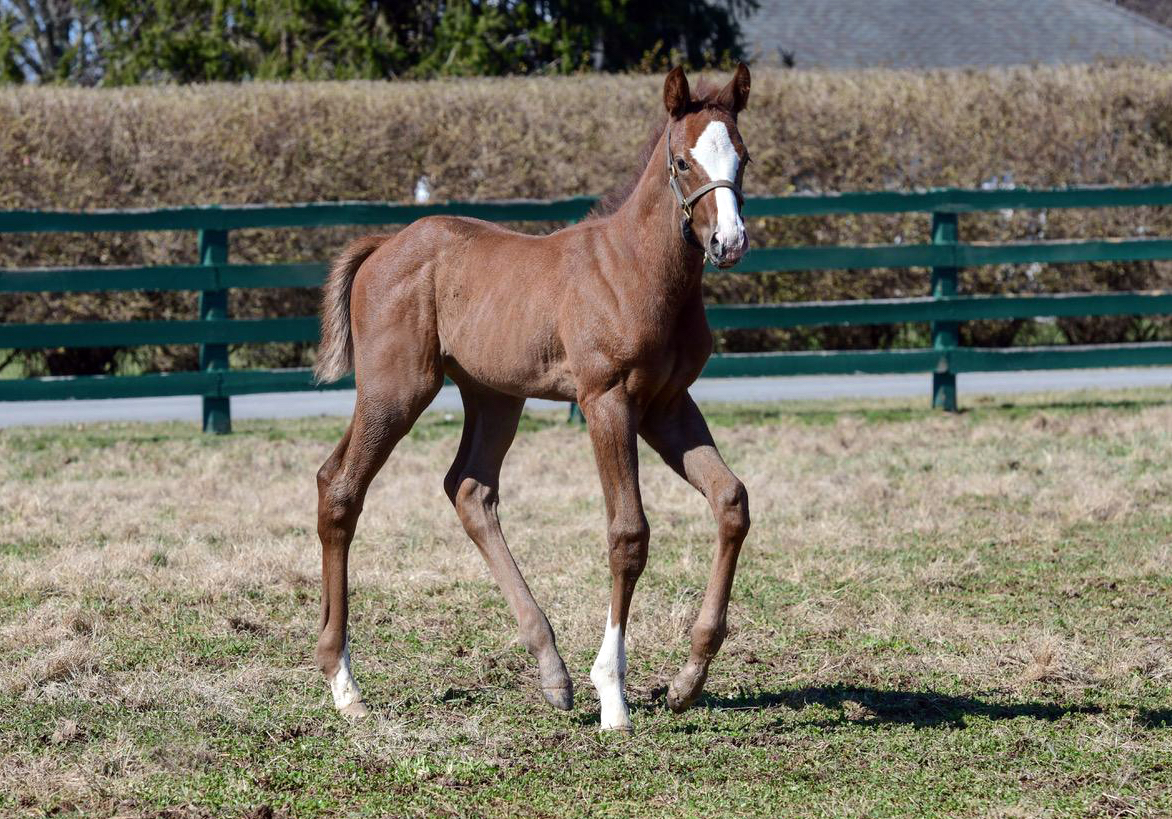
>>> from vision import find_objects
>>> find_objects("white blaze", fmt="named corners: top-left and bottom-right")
top-left (689, 121), bottom-right (745, 253)
top-left (590, 607), bottom-right (631, 731)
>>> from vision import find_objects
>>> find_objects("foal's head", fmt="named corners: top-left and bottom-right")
top-left (663, 63), bottom-right (751, 268)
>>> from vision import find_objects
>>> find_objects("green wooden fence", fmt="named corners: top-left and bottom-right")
top-left (3, 186), bottom-right (1172, 432)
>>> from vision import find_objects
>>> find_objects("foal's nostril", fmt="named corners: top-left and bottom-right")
top-left (709, 234), bottom-right (722, 251)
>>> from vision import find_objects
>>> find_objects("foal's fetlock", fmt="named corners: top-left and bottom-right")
top-left (318, 635), bottom-right (366, 717)
top-left (591, 668), bottom-right (632, 733)
top-left (590, 650), bottom-right (632, 731)
top-left (666, 660), bottom-right (708, 713)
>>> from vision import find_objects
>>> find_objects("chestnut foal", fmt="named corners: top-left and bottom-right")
top-left (313, 65), bottom-right (752, 731)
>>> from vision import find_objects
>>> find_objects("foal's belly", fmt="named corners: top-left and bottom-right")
top-left (441, 345), bottom-right (578, 402)
top-left (436, 299), bottom-right (578, 402)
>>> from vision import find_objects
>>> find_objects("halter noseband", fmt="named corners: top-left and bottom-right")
top-left (665, 121), bottom-right (745, 261)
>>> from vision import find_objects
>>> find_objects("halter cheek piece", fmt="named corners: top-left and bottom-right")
top-left (666, 122), bottom-right (745, 262)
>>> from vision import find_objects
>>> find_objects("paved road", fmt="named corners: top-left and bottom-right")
top-left (3, 367), bottom-right (1170, 428)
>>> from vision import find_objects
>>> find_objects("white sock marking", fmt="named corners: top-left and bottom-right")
top-left (689, 121), bottom-right (745, 252)
top-left (590, 607), bottom-right (631, 731)
top-left (329, 635), bottom-right (362, 710)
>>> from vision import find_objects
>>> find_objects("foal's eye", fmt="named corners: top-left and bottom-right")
top-left (675, 157), bottom-right (689, 172)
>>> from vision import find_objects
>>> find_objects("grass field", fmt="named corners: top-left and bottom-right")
top-left (2, 390), bottom-right (1171, 818)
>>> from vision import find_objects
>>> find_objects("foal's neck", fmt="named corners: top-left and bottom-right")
top-left (608, 130), bottom-right (706, 294)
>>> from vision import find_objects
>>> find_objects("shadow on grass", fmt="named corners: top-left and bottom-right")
top-left (648, 684), bottom-right (1103, 731)
top-left (1137, 708), bottom-right (1172, 728)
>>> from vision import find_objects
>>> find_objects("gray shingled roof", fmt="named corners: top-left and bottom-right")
top-left (744, 0), bottom-right (1172, 69)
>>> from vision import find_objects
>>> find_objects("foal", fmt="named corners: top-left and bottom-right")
top-left (314, 64), bottom-right (753, 731)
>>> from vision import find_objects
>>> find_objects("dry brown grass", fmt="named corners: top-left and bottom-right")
top-left (1, 391), bottom-right (1171, 816)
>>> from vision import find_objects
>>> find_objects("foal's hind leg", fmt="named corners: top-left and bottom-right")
top-left (316, 383), bottom-right (439, 717)
top-left (444, 386), bottom-right (573, 710)
top-left (640, 393), bottom-right (750, 713)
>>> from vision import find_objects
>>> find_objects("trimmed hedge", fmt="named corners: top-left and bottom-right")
top-left (3, 63), bottom-right (1172, 376)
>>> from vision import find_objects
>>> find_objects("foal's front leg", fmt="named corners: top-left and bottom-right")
top-left (641, 393), bottom-right (750, 712)
top-left (581, 387), bottom-right (650, 732)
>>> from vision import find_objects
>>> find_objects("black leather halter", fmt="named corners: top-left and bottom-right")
top-left (665, 121), bottom-right (745, 261)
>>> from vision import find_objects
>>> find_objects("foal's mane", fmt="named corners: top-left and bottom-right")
top-left (585, 80), bottom-right (732, 221)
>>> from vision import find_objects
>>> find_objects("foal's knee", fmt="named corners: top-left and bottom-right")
top-left (713, 479), bottom-right (750, 544)
top-left (607, 515), bottom-right (650, 578)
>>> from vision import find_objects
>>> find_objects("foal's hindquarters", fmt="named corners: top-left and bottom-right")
top-left (313, 223), bottom-right (577, 718)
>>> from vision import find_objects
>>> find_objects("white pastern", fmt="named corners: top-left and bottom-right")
top-left (689, 121), bottom-right (745, 251)
top-left (329, 635), bottom-right (363, 710)
top-left (590, 608), bottom-right (631, 731)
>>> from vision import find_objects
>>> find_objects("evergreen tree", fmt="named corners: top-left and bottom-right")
top-left (0, 0), bottom-right (757, 84)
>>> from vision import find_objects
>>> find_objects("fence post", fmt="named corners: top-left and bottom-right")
top-left (930, 211), bottom-right (959, 412)
top-left (198, 229), bottom-right (231, 433)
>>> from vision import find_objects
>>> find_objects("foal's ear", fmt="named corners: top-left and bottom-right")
top-left (716, 62), bottom-right (751, 115)
top-left (663, 66), bottom-right (690, 119)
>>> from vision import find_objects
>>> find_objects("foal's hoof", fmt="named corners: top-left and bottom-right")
top-left (538, 655), bottom-right (574, 710)
top-left (666, 663), bottom-right (708, 713)
top-left (542, 685), bottom-right (574, 711)
top-left (339, 700), bottom-right (371, 720)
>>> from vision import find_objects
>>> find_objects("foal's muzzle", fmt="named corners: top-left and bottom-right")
top-left (706, 229), bottom-right (749, 269)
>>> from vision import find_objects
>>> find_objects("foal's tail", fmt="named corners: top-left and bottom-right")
top-left (314, 235), bottom-right (389, 384)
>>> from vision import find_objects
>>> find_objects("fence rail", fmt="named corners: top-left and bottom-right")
top-left (3, 185), bottom-right (1172, 431)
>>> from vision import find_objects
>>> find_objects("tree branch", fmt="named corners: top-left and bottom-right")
top-left (9, 0), bottom-right (55, 77)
